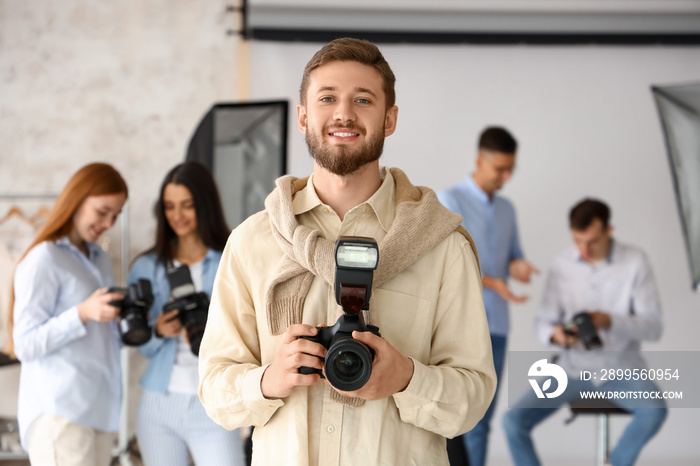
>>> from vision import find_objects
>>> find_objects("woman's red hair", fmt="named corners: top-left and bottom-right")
top-left (4, 163), bottom-right (128, 357)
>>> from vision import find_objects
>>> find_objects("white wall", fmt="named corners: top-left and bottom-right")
top-left (248, 41), bottom-right (700, 463)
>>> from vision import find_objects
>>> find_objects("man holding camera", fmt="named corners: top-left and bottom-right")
top-left (503, 199), bottom-right (667, 466)
top-left (198, 38), bottom-right (496, 465)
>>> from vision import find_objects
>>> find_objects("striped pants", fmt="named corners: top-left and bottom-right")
top-left (136, 390), bottom-right (245, 466)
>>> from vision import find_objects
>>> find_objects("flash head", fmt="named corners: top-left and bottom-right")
top-left (335, 237), bottom-right (379, 269)
top-left (334, 236), bottom-right (378, 311)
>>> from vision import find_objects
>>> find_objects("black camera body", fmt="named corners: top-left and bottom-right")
top-left (109, 279), bottom-right (154, 346)
top-left (299, 236), bottom-right (381, 392)
top-left (162, 265), bottom-right (209, 356)
top-left (300, 312), bottom-right (381, 391)
top-left (563, 311), bottom-right (603, 350)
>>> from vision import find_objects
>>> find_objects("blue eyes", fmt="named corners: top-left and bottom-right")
top-left (319, 97), bottom-right (371, 104)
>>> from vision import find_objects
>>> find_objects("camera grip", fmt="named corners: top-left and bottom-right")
top-left (106, 287), bottom-right (127, 307)
top-left (298, 366), bottom-right (323, 376)
top-left (297, 333), bottom-right (325, 377)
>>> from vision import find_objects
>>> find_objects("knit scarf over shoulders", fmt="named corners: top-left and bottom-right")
top-left (264, 167), bottom-right (479, 337)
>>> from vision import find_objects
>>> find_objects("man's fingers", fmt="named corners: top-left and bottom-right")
top-left (506, 293), bottom-right (529, 303)
top-left (351, 331), bottom-right (383, 351)
top-left (283, 324), bottom-right (318, 344)
top-left (289, 338), bottom-right (327, 359)
top-left (289, 352), bottom-right (324, 371)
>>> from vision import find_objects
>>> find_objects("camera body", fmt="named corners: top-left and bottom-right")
top-left (563, 311), bottom-right (603, 350)
top-left (162, 265), bottom-right (209, 356)
top-left (300, 312), bottom-right (381, 391)
top-left (109, 279), bottom-right (154, 346)
top-left (299, 236), bottom-right (381, 392)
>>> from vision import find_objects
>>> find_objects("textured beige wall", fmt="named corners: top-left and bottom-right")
top-left (0, 0), bottom-right (240, 261)
top-left (0, 0), bottom-right (242, 445)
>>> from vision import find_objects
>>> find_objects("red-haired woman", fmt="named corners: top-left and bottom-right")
top-left (9, 163), bottom-right (128, 466)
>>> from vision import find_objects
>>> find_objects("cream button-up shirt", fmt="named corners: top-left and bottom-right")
top-left (199, 169), bottom-right (496, 466)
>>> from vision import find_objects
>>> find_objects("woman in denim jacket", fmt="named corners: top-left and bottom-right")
top-left (128, 161), bottom-right (244, 466)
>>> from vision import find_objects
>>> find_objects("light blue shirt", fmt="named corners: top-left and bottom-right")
top-left (128, 249), bottom-right (222, 393)
top-left (13, 237), bottom-right (122, 448)
top-left (535, 240), bottom-right (663, 375)
top-left (438, 176), bottom-right (523, 336)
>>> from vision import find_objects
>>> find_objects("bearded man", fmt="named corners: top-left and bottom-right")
top-left (198, 37), bottom-right (496, 466)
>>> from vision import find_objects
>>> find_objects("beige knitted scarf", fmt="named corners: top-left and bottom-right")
top-left (264, 167), bottom-right (479, 406)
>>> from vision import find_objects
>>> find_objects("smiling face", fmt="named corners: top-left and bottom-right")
top-left (163, 183), bottom-right (198, 240)
top-left (297, 60), bottom-right (398, 176)
top-left (70, 192), bottom-right (126, 244)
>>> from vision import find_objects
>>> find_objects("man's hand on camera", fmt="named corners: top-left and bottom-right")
top-left (154, 309), bottom-right (182, 338)
top-left (333, 331), bottom-right (414, 401)
top-left (588, 310), bottom-right (611, 330)
top-left (551, 324), bottom-right (579, 348)
top-left (261, 324), bottom-right (327, 400)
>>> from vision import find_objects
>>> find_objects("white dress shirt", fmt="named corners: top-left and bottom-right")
top-left (13, 237), bottom-right (122, 448)
top-left (535, 239), bottom-right (663, 376)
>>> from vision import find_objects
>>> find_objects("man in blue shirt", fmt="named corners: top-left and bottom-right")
top-left (438, 126), bottom-right (539, 466)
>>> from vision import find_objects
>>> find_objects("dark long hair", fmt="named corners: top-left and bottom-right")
top-left (147, 161), bottom-right (230, 265)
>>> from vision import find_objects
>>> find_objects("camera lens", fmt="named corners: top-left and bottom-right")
top-left (333, 351), bottom-right (363, 379)
top-left (119, 310), bottom-right (151, 346)
top-left (324, 338), bottom-right (373, 391)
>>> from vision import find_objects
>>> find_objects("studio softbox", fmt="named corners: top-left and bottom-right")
top-left (652, 82), bottom-right (700, 290)
top-left (186, 101), bottom-right (288, 230)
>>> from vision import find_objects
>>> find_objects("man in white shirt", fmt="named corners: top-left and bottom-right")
top-left (503, 198), bottom-right (667, 466)
top-left (198, 38), bottom-right (496, 465)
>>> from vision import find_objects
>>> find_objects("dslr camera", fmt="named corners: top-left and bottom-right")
top-left (162, 265), bottom-right (210, 356)
top-left (299, 236), bottom-right (381, 392)
top-left (109, 279), bottom-right (154, 346)
top-left (563, 311), bottom-right (602, 350)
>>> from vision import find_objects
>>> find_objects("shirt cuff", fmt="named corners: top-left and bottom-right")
top-left (241, 364), bottom-right (284, 424)
top-left (392, 357), bottom-right (433, 407)
top-left (62, 306), bottom-right (88, 340)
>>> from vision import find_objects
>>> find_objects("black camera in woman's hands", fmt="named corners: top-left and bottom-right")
top-left (109, 279), bottom-right (154, 346)
top-left (163, 265), bottom-right (210, 356)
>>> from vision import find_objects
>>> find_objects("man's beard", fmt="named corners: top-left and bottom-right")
top-left (306, 124), bottom-right (385, 176)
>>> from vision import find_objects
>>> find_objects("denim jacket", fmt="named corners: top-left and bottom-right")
top-left (128, 249), bottom-right (222, 393)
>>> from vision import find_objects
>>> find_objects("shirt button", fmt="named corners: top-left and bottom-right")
top-left (327, 425), bottom-right (335, 433)
top-left (323, 207), bottom-right (330, 213)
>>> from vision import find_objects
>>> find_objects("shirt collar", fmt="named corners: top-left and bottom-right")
top-left (364, 167), bottom-right (395, 233)
top-left (291, 167), bottom-right (396, 234)
top-left (55, 235), bottom-right (102, 258)
top-left (292, 176), bottom-right (324, 215)
top-left (463, 175), bottom-right (491, 205)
